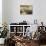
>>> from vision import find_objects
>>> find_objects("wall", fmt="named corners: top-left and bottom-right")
top-left (2, 0), bottom-right (9, 25)
top-left (33, 0), bottom-right (46, 26)
top-left (0, 0), bottom-right (2, 27)
top-left (7, 0), bottom-right (34, 24)
top-left (2, 0), bottom-right (46, 26)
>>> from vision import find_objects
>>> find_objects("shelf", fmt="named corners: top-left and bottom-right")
top-left (10, 32), bottom-right (23, 34)
top-left (16, 32), bottom-right (23, 33)
top-left (9, 25), bottom-right (31, 36)
top-left (10, 32), bottom-right (15, 33)
top-left (9, 25), bottom-right (31, 26)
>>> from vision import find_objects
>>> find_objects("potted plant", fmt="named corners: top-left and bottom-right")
top-left (0, 23), bottom-right (9, 44)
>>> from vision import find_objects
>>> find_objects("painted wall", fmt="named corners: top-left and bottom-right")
top-left (0, 0), bottom-right (2, 27)
top-left (6, 0), bottom-right (34, 24)
top-left (2, 0), bottom-right (9, 25)
top-left (2, 0), bottom-right (46, 26)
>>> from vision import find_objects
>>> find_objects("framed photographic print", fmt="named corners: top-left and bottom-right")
top-left (20, 5), bottom-right (33, 15)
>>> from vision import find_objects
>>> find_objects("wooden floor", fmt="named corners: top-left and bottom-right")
top-left (0, 44), bottom-right (46, 46)
top-left (31, 40), bottom-right (46, 46)
top-left (40, 45), bottom-right (46, 46)
top-left (0, 44), bottom-right (4, 46)
top-left (0, 40), bottom-right (46, 46)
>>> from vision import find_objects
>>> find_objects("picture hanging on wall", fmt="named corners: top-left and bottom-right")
top-left (20, 5), bottom-right (33, 15)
